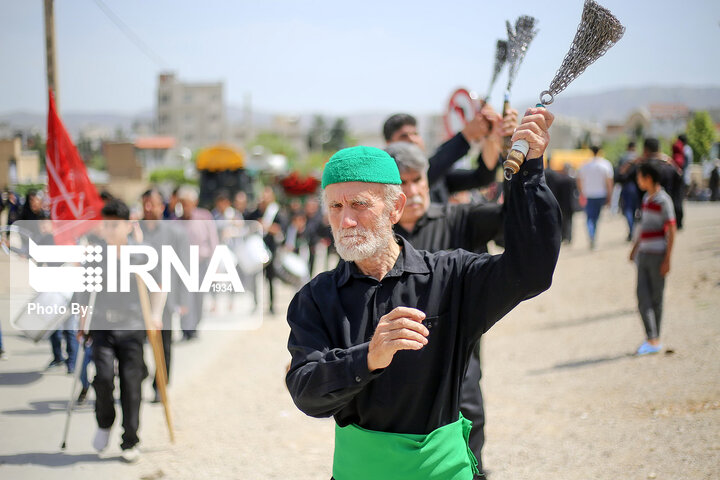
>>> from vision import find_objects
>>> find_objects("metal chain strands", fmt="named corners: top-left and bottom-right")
top-left (505, 15), bottom-right (539, 92)
top-left (541, 0), bottom-right (625, 105)
top-left (485, 39), bottom-right (508, 100)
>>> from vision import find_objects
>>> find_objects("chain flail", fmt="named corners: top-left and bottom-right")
top-left (541, 0), bottom-right (625, 105)
top-left (486, 39), bottom-right (508, 100)
top-left (506, 15), bottom-right (539, 92)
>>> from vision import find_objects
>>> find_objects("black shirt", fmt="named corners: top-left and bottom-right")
top-left (427, 132), bottom-right (500, 204)
top-left (394, 202), bottom-right (503, 254)
top-left (286, 158), bottom-right (561, 435)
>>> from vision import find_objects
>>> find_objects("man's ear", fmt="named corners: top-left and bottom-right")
top-left (390, 192), bottom-right (407, 224)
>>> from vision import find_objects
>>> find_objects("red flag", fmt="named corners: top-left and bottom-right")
top-left (46, 90), bottom-right (104, 244)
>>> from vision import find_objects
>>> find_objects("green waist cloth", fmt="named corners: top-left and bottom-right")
top-left (332, 414), bottom-right (478, 480)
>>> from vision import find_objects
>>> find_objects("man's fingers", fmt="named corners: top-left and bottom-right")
top-left (515, 120), bottom-right (544, 138)
top-left (510, 128), bottom-right (543, 147)
top-left (523, 107), bottom-right (555, 129)
top-left (383, 317), bottom-right (430, 336)
top-left (386, 328), bottom-right (429, 345)
top-left (389, 338), bottom-right (426, 352)
top-left (518, 113), bottom-right (548, 133)
top-left (381, 307), bottom-right (426, 323)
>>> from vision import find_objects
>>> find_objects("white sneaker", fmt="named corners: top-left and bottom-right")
top-left (121, 445), bottom-right (141, 463)
top-left (92, 427), bottom-right (110, 452)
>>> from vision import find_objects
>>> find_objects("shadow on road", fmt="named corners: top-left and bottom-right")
top-left (538, 308), bottom-right (636, 331)
top-left (527, 353), bottom-right (632, 375)
top-left (0, 370), bottom-right (44, 386)
top-left (1, 398), bottom-right (89, 416)
top-left (0, 452), bottom-right (119, 467)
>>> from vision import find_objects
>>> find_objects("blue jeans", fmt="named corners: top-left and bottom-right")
top-left (80, 343), bottom-right (93, 390)
top-left (50, 316), bottom-right (79, 371)
top-left (621, 184), bottom-right (639, 236)
top-left (585, 197), bottom-right (606, 242)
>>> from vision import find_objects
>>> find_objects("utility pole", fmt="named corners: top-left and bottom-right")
top-left (44, 0), bottom-right (58, 107)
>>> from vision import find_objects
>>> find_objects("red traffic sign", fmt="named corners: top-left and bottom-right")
top-left (443, 88), bottom-right (478, 138)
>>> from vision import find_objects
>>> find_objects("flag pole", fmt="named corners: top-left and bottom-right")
top-left (134, 274), bottom-right (175, 443)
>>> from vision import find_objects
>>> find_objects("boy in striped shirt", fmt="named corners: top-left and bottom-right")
top-left (629, 160), bottom-right (676, 355)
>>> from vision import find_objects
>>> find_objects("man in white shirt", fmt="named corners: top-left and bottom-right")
top-left (577, 146), bottom-right (614, 249)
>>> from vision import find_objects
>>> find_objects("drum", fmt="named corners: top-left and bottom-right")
top-left (275, 251), bottom-right (310, 288)
top-left (11, 291), bottom-right (74, 343)
top-left (234, 233), bottom-right (271, 275)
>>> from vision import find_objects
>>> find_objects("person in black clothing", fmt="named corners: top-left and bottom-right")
top-left (304, 197), bottom-right (325, 277)
top-left (710, 161), bottom-right (720, 202)
top-left (386, 140), bottom-right (507, 477)
top-left (545, 160), bottom-right (578, 244)
top-left (245, 186), bottom-right (287, 315)
top-left (79, 199), bottom-right (165, 463)
top-left (615, 142), bottom-right (641, 241)
top-left (382, 107), bottom-right (518, 204)
top-left (642, 138), bottom-right (684, 217)
top-left (286, 107), bottom-right (560, 479)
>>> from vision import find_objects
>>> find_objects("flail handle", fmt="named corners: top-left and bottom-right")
top-left (503, 103), bottom-right (544, 180)
top-left (503, 141), bottom-right (529, 180)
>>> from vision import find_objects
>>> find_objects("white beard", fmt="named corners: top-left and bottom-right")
top-left (333, 214), bottom-right (394, 263)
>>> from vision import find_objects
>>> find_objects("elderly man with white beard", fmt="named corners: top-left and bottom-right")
top-left (385, 140), bottom-right (508, 477)
top-left (285, 107), bottom-right (561, 480)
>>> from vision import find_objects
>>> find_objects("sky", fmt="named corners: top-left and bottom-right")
top-left (1, 0), bottom-right (719, 116)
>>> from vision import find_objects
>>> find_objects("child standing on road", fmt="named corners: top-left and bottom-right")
top-left (629, 161), bottom-right (676, 355)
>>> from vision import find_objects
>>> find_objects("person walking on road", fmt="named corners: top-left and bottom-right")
top-left (577, 146), bottom-right (614, 249)
top-left (629, 161), bottom-right (676, 355)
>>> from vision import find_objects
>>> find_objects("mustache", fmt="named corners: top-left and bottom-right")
top-left (406, 195), bottom-right (424, 206)
top-left (336, 226), bottom-right (368, 238)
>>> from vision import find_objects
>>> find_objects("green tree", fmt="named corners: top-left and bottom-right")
top-left (686, 111), bottom-right (717, 162)
top-left (249, 131), bottom-right (298, 162)
top-left (601, 135), bottom-right (629, 166)
top-left (304, 151), bottom-right (334, 173)
top-left (307, 115), bottom-right (327, 152)
top-left (326, 118), bottom-right (348, 152)
top-left (148, 168), bottom-right (198, 185)
top-left (26, 133), bottom-right (46, 166)
top-left (76, 134), bottom-right (93, 163)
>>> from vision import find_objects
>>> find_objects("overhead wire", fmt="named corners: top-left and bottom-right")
top-left (91, 0), bottom-right (168, 68)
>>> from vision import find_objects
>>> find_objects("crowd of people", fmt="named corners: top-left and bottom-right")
top-left (0, 109), bottom-right (715, 474)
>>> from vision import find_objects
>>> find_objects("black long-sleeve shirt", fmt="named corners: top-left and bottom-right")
top-left (394, 202), bottom-right (503, 254)
top-left (427, 132), bottom-right (500, 203)
top-left (286, 157), bottom-right (561, 435)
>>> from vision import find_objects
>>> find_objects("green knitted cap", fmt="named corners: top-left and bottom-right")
top-left (322, 146), bottom-right (402, 189)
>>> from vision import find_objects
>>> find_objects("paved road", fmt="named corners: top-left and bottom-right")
top-left (1, 203), bottom-right (719, 479)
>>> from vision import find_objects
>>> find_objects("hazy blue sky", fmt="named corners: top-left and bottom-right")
top-left (2, 0), bottom-right (719, 115)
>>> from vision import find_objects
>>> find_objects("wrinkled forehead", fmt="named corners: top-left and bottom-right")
top-left (323, 181), bottom-right (385, 205)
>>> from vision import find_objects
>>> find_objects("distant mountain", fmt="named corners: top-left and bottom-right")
top-left (2, 85), bottom-right (719, 138)
top-left (0, 110), bottom-right (153, 138)
top-left (515, 85), bottom-right (720, 125)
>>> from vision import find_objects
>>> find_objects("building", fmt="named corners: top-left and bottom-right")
top-left (0, 137), bottom-right (41, 189)
top-left (624, 103), bottom-right (690, 139)
top-left (156, 72), bottom-right (226, 150)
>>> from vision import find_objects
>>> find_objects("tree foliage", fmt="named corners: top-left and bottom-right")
top-left (249, 131), bottom-right (298, 161)
top-left (326, 118), bottom-right (348, 152)
top-left (148, 168), bottom-right (197, 185)
top-left (686, 110), bottom-right (717, 162)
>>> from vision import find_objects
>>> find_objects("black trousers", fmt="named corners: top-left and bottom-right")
top-left (92, 330), bottom-right (147, 450)
top-left (561, 210), bottom-right (573, 243)
top-left (461, 347), bottom-right (485, 473)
